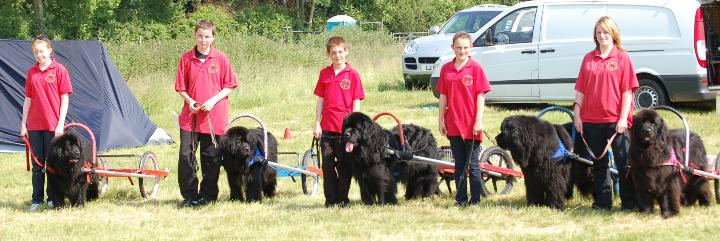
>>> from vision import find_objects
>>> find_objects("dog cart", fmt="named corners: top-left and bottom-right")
top-left (24, 123), bottom-right (170, 198)
top-left (227, 113), bottom-right (323, 196)
top-left (372, 112), bottom-right (522, 196)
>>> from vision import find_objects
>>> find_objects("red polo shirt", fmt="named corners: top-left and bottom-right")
top-left (313, 63), bottom-right (365, 133)
top-left (575, 47), bottom-right (638, 125)
top-left (437, 58), bottom-right (491, 140)
top-left (25, 59), bottom-right (73, 131)
top-left (175, 47), bottom-right (238, 135)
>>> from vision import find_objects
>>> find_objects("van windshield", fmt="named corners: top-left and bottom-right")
top-left (440, 11), bottom-right (502, 34)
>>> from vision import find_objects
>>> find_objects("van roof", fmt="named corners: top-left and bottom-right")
top-left (459, 4), bottom-right (507, 12)
top-left (514, 0), bottom-right (691, 6)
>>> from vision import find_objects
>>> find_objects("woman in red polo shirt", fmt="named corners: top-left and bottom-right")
top-left (437, 32), bottom-right (491, 206)
top-left (20, 34), bottom-right (72, 211)
top-left (573, 16), bottom-right (638, 211)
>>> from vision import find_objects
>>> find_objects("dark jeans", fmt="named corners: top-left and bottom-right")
top-left (28, 130), bottom-right (54, 204)
top-left (449, 136), bottom-right (483, 204)
top-left (581, 122), bottom-right (636, 210)
top-left (320, 131), bottom-right (352, 206)
top-left (178, 130), bottom-right (221, 201)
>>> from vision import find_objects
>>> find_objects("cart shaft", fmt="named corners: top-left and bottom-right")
top-left (83, 168), bottom-right (167, 179)
top-left (267, 162), bottom-right (321, 177)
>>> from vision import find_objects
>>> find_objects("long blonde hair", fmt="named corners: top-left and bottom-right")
top-left (593, 16), bottom-right (624, 51)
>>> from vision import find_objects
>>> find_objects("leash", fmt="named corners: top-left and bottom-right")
top-left (191, 103), bottom-right (217, 148)
top-left (580, 132), bottom-right (618, 160)
top-left (21, 135), bottom-right (57, 174)
top-left (312, 137), bottom-right (321, 168)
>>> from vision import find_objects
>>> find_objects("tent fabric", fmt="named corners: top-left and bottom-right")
top-left (0, 39), bottom-right (170, 152)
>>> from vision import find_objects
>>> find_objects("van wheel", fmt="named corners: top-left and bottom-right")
top-left (634, 79), bottom-right (667, 109)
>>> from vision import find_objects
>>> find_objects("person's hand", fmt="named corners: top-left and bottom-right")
top-left (313, 123), bottom-right (322, 139)
top-left (199, 98), bottom-right (219, 112)
top-left (189, 100), bottom-right (200, 113)
top-left (54, 124), bottom-right (64, 137)
top-left (439, 120), bottom-right (447, 137)
top-left (574, 115), bottom-right (583, 134)
top-left (472, 121), bottom-right (483, 136)
top-left (20, 125), bottom-right (27, 137)
top-left (616, 118), bottom-right (628, 134)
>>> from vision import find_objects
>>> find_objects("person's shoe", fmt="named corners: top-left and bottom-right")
top-left (591, 204), bottom-right (611, 211)
top-left (197, 197), bottom-right (212, 206)
top-left (46, 201), bottom-right (55, 209)
top-left (28, 203), bottom-right (41, 212)
top-left (179, 199), bottom-right (200, 208)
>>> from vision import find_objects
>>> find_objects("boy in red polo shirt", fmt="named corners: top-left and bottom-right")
top-left (20, 34), bottom-right (72, 211)
top-left (313, 36), bottom-right (365, 207)
top-left (176, 19), bottom-right (237, 207)
top-left (437, 32), bottom-right (491, 206)
top-left (574, 16), bottom-right (638, 211)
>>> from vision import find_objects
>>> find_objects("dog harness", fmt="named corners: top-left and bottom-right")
top-left (551, 139), bottom-right (569, 160)
top-left (248, 146), bottom-right (267, 173)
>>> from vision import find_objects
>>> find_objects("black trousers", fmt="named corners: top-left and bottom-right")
top-left (581, 123), bottom-right (636, 209)
top-left (320, 131), bottom-right (352, 205)
top-left (178, 130), bottom-right (221, 201)
top-left (28, 130), bottom-right (54, 204)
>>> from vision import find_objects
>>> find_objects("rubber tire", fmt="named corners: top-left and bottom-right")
top-left (137, 151), bottom-right (160, 199)
top-left (634, 79), bottom-right (668, 109)
top-left (479, 146), bottom-right (515, 196)
top-left (300, 149), bottom-right (320, 196)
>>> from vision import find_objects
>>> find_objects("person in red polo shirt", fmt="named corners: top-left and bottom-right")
top-left (20, 34), bottom-right (72, 211)
top-left (313, 36), bottom-right (365, 207)
top-left (574, 16), bottom-right (638, 211)
top-left (175, 19), bottom-right (237, 207)
top-left (437, 32), bottom-right (491, 206)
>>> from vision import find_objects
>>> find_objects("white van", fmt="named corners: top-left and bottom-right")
top-left (430, 0), bottom-right (714, 108)
top-left (402, 4), bottom-right (506, 89)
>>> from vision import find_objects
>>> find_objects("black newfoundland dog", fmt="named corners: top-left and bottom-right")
top-left (46, 131), bottom-right (100, 208)
top-left (219, 126), bottom-right (278, 202)
top-left (495, 115), bottom-right (576, 209)
top-left (630, 109), bottom-right (712, 218)
top-left (387, 124), bottom-right (441, 199)
top-left (342, 112), bottom-right (398, 205)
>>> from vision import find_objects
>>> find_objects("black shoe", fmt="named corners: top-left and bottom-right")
top-left (180, 199), bottom-right (200, 208)
top-left (591, 204), bottom-right (611, 211)
top-left (197, 197), bottom-right (212, 206)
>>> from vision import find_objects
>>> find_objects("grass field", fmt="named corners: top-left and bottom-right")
top-left (3, 29), bottom-right (720, 240)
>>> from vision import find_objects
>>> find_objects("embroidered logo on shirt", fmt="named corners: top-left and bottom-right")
top-left (208, 63), bottom-right (219, 74)
top-left (461, 75), bottom-right (473, 86)
top-left (340, 79), bottom-right (351, 90)
top-left (45, 73), bottom-right (56, 83)
top-left (606, 61), bottom-right (618, 72)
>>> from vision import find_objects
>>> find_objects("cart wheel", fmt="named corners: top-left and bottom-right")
top-left (715, 151), bottom-right (720, 204)
top-left (480, 146), bottom-right (515, 196)
top-left (99, 157), bottom-right (109, 194)
top-left (138, 151), bottom-right (161, 198)
top-left (300, 149), bottom-right (320, 196)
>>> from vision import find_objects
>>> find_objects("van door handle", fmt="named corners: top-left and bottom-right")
top-left (540, 48), bottom-right (555, 53)
top-left (521, 49), bottom-right (536, 54)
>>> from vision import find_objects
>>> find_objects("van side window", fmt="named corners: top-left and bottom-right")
top-left (490, 7), bottom-right (537, 45)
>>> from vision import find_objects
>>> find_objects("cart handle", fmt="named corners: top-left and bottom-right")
top-left (651, 105), bottom-right (690, 167)
top-left (227, 113), bottom-right (268, 160)
top-left (537, 106), bottom-right (576, 141)
top-left (64, 123), bottom-right (97, 166)
top-left (372, 112), bottom-right (404, 147)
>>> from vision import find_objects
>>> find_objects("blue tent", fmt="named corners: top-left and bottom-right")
top-left (0, 40), bottom-right (172, 152)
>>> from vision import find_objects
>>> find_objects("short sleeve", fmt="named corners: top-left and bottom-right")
top-left (575, 55), bottom-right (590, 94)
top-left (175, 56), bottom-right (188, 92)
top-left (57, 66), bottom-right (72, 95)
top-left (620, 53), bottom-right (639, 93)
top-left (437, 65), bottom-right (447, 95)
top-left (313, 70), bottom-right (325, 97)
top-left (221, 56), bottom-right (238, 89)
top-left (352, 71), bottom-right (365, 100)
top-left (474, 64), bottom-right (491, 94)
top-left (25, 70), bottom-right (33, 98)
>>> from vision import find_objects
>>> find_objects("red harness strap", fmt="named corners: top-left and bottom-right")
top-left (665, 148), bottom-right (688, 184)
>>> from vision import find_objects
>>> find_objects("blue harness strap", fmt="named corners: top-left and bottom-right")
top-left (248, 147), bottom-right (268, 174)
top-left (551, 139), bottom-right (568, 160)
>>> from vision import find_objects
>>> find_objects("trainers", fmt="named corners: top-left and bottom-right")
top-left (28, 203), bottom-right (41, 212)
top-left (46, 201), bottom-right (55, 209)
top-left (197, 197), bottom-right (212, 206)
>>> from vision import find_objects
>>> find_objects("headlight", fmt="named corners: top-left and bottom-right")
top-left (403, 41), bottom-right (418, 55)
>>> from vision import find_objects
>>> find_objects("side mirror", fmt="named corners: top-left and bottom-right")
top-left (483, 29), bottom-right (494, 46)
top-left (428, 26), bottom-right (440, 35)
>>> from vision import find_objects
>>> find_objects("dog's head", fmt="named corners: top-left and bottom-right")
top-left (222, 126), bottom-right (261, 160)
top-left (631, 109), bottom-right (668, 149)
top-left (342, 112), bottom-right (377, 153)
top-left (49, 131), bottom-right (89, 170)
